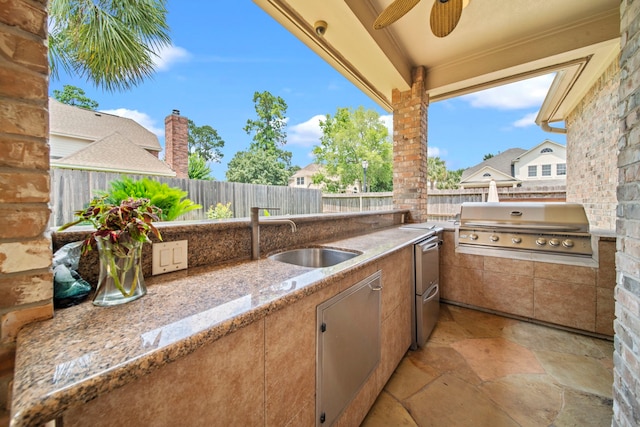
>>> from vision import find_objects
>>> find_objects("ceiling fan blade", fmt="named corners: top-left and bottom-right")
top-left (373, 0), bottom-right (421, 29)
top-left (430, 0), bottom-right (463, 37)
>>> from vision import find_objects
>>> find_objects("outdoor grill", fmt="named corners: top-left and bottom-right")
top-left (457, 202), bottom-right (592, 257)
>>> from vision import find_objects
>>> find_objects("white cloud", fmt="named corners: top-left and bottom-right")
top-left (428, 146), bottom-right (444, 157)
top-left (513, 112), bottom-right (538, 128)
top-left (100, 108), bottom-right (164, 136)
top-left (380, 114), bottom-right (393, 137)
top-left (152, 44), bottom-right (191, 71)
top-left (288, 115), bottom-right (325, 147)
top-left (461, 74), bottom-right (554, 110)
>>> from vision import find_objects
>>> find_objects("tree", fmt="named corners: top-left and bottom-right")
top-left (428, 157), bottom-right (463, 189)
top-left (438, 168), bottom-right (464, 189)
top-left (53, 85), bottom-right (99, 110)
top-left (243, 91), bottom-right (288, 153)
top-left (227, 91), bottom-right (295, 185)
top-left (188, 120), bottom-right (224, 163)
top-left (313, 106), bottom-right (392, 193)
top-left (483, 153), bottom-right (495, 160)
top-left (188, 153), bottom-right (214, 181)
top-left (427, 156), bottom-right (447, 190)
top-left (225, 150), bottom-right (291, 186)
top-left (49, 0), bottom-right (171, 91)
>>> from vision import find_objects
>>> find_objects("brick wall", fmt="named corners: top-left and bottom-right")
top-left (613, 2), bottom-right (640, 426)
top-left (565, 58), bottom-right (619, 231)
top-left (392, 66), bottom-right (429, 222)
top-left (164, 110), bottom-right (189, 178)
top-left (0, 0), bottom-right (53, 421)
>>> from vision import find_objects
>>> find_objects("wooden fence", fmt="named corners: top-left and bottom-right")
top-left (322, 192), bottom-right (394, 212)
top-left (321, 186), bottom-right (567, 220)
top-left (49, 169), bottom-right (323, 227)
top-left (50, 169), bottom-right (567, 227)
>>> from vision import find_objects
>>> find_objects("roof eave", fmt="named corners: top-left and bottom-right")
top-left (51, 163), bottom-right (177, 177)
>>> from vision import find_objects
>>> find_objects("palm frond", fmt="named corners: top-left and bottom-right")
top-left (48, 0), bottom-right (171, 92)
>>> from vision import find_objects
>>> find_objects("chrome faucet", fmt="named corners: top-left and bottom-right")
top-left (250, 207), bottom-right (297, 260)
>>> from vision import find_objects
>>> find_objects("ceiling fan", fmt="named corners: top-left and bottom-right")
top-left (373, 0), bottom-right (468, 38)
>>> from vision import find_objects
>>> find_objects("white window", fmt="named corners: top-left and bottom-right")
top-left (296, 177), bottom-right (304, 185)
top-left (528, 165), bottom-right (537, 177)
top-left (483, 172), bottom-right (491, 177)
top-left (541, 147), bottom-right (553, 153)
top-left (557, 163), bottom-right (566, 176)
top-left (542, 164), bottom-right (551, 176)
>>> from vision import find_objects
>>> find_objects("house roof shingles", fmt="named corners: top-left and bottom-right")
top-left (49, 98), bottom-right (161, 152)
top-left (460, 148), bottom-right (527, 181)
top-left (52, 132), bottom-right (175, 176)
top-left (291, 163), bottom-right (323, 178)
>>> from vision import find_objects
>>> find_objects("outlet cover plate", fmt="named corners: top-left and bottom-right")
top-left (152, 240), bottom-right (188, 275)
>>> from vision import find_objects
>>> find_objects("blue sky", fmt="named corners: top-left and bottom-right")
top-left (49, 1), bottom-right (565, 180)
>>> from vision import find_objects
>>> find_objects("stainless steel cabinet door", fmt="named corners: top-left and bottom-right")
top-left (316, 271), bottom-right (382, 426)
top-left (415, 236), bottom-right (440, 295)
top-left (416, 283), bottom-right (440, 347)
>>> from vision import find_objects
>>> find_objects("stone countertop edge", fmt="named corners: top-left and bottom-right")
top-left (10, 225), bottom-right (432, 427)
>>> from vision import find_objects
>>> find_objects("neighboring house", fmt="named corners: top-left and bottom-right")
top-left (512, 140), bottom-right (567, 184)
top-left (459, 148), bottom-right (526, 188)
top-left (289, 163), bottom-right (360, 193)
top-left (289, 163), bottom-right (324, 189)
top-left (459, 140), bottom-right (566, 188)
top-left (49, 98), bottom-right (177, 177)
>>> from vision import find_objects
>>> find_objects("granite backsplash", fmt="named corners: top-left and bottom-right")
top-left (52, 210), bottom-right (408, 285)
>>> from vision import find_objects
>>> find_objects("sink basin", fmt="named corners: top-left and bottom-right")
top-left (268, 247), bottom-right (360, 268)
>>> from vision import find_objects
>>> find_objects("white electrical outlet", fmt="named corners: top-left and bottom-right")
top-left (152, 240), bottom-right (188, 275)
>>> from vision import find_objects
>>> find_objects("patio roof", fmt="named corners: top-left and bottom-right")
top-left (253, 0), bottom-right (619, 114)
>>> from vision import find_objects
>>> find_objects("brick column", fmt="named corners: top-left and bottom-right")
top-left (613, 2), bottom-right (640, 426)
top-left (392, 66), bottom-right (429, 222)
top-left (164, 110), bottom-right (189, 179)
top-left (0, 0), bottom-right (53, 418)
top-left (565, 58), bottom-right (619, 230)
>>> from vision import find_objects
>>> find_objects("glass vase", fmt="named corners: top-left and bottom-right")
top-left (93, 236), bottom-right (147, 306)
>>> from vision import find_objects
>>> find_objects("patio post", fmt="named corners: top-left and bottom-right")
top-left (391, 66), bottom-right (429, 222)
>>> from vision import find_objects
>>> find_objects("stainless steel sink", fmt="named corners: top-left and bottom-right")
top-left (268, 247), bottom-right (360, 268)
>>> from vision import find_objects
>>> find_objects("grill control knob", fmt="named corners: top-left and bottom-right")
top-left (489, 235), bottom-right (499, 242)
top-left (549, 238), bottom-right (560, 247)
top-left (562, 239), bottom-right (575, 248)
top-left (512, 237), bottom-right (522, 244)
top-left (536, 237), bottom-right (547, 246)
top-left (469, 233), bottom-right (478, 241)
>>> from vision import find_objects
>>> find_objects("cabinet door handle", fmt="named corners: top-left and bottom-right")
top-left (369, 283), bottom-right (383, 291)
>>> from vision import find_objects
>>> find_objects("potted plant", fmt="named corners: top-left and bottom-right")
top-left (60, 196), bottom-right (162, 306)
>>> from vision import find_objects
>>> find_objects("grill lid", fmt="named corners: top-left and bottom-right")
top-left (459, 202), bottom-right (590, 233)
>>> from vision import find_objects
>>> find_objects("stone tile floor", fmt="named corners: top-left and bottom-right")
top-left (362, 304), bottom-right (614, 427)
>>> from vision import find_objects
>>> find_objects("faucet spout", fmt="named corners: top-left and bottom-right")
top-left (260, 218), bottom-right (297, 232)
top-left (250, 207), bottom-right (297, 260)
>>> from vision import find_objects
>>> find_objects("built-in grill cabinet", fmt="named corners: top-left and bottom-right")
top-left (457, 202), bottom-right (592, 257)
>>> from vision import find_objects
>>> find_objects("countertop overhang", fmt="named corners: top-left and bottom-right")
top-left (10, 225), bottom-right (432, 427)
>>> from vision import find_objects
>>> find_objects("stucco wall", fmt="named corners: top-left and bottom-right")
top-left (565, 57), bottom-right (619, 231)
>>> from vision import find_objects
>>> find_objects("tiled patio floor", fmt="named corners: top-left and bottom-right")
top-left (362, 304), bottom-right (614, 427)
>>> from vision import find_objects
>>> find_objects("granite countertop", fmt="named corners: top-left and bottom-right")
top-left (10, 225), bottom-right (432, 427)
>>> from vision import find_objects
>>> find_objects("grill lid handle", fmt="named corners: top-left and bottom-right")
top-left (510, 211), bottom-right (523, 216)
